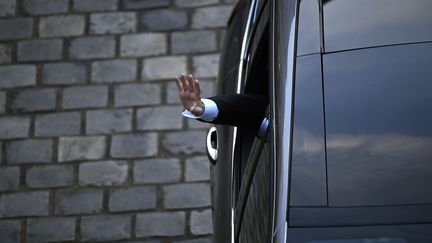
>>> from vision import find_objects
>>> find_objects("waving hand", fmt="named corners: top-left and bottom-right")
top-left (176, 74), bottom-right (204, 116)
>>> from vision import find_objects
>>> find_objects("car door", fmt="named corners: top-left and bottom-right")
top-left (232, 1), bottom-right (274, 242)
top-left (208, 0), bottom-right (273, 243)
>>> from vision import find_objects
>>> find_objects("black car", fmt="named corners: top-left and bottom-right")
top-left (206, 0), bottom-right (432, 242)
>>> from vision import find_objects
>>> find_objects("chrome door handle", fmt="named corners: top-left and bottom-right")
top-left (206, 126), bottom-right (218, 165)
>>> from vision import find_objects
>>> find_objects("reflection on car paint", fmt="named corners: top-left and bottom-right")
top-left (290, 55), bottom-right (326, 206)
top-left (324, 42), bottom-right (432, 206)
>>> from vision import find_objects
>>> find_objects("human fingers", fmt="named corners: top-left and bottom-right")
top-left (176, 75), bottom-right (183, 92)
top-left (193, 79), bottom-right (201, 96)
top-left (187, 74), bottom-right (195, 91)
top-left (180, 73), bottom-right (189, 91)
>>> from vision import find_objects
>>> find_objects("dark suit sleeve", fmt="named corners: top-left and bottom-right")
top-left (204, 94), bottom-right (268, 128)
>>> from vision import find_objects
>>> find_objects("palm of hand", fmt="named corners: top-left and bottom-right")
top-left (176, 74), bottom-right (204, 116)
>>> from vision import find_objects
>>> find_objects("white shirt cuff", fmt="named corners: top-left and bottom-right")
top-left (181, 98), bottom-right (219, 122)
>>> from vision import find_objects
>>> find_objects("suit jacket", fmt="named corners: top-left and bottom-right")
top-left (205, 94), bottom-right (267, 129)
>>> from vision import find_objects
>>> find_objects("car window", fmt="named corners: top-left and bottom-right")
top-left (323, 42), bottom-right (432, 206)
top-left (297, 0), bottom-right (321, 56)
top-left (238, 136), bottom-right (272, 242)
top-left (324, 0), bottom-right (432, 52)
top-left (290, 54), bottom-right (326, 206)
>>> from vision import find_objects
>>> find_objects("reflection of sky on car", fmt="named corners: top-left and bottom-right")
top-left (327, 132), bottom-right (432, 206)
top-left (293, 128), bottom-right (432, 207)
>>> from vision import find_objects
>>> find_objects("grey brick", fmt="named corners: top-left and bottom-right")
top-left (166, 79), bottom-right (214, 104)
top-left (43, 62), bottom-right (86, 85)
top-left (0, 65), bottom-right (36, 89)
top-left (0, 117), bottom-right (30, 139)
top-left (136, 212), bottom-right (185, 237)
top-left (0, 221), bottom-right (20, 243)
top-left (163, 183), bottom-right (211, 209)
top-left (171, 31), bottom-right (217, 54)
top-left (35, 112), bottom-right (80, 137)
top-left (137, 106), bottom-right (183, 130)
top-left (185, 156), bottom-right (210, 182)
top-left (134, 158), bottom-right (181, 184)
top-left (190, 210), bottom-right (213, 235)
top-left (23, 0), bottom-right (68, 15)
top-left (81, 215), bottom-right (130, 241)
top-left (0, 44), bottom-right (12, 64)
top-left (69, 36), bottom-right (115, 60)
top-left (11, 89), bottom-right (56, 113)
top-left (90, 12), bottom-right (136, 34)
top-left (27, 218), bottom-right (75, 242)
top-left (0, 0), bottom-right (15, 17)
top-left (0, 91), bottom-right (5, 113)
top-left (63, 85), bottom-right (108, 109)
top-left (79, 160), bottom-right (128, 186)
top-left (174, 239), bottom-right (212, 243)
top-left (109, 186), bottom-right (156, 212)
top-left (0, 191), bottom-right (49, 218)
top-left (58, 136), bottom-right (106, 162)
top-left (55, 189), bottom-right (103, 215)
top-left (124, 0), bottom-right (170, 9)
top-left (26, 165), bottom-right (73, 188)
top-left (92, 59), bottom-right (137, 83)
top-left (111, 133), bottom-right (158, 158)
top-left (175, 0), bottom-right (218, 7)
top-left (86, 109), bottom-right (132, 134)
top-left (192, 6), bottom-right (232, 29)
top-left (7, 139), bottom-right (52, 164)
top-left (162, 131), bottom-right (206, 155)
top-left (114, 83), bottom-right (161, 107)
top-left (120, 33), bottom-right (166, 57)
top-left (142, 9), bottom-right (187, 31)
top-left (193, 54), bottom-right (220, 78)
top-left (0, 167), bottom-right (19, 192)
top-left (74, 0), bottom-right (118, 12)
top-left (0, 18), bottom-right (32, 40)
top-left (18, 39), bottom-right (62, 62)
top-left (142, 56), bottom-right (186, 81)
top-left (39, 15), bottom-right (85, 38)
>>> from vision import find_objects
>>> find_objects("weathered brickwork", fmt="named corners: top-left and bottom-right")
top-left (0, 0), bottom-right (233, 242)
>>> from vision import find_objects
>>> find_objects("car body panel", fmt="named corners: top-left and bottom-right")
top-left (324, 42), bottom-right (432, 207)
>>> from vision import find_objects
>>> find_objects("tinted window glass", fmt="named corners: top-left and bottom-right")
top-left (324, 0), bottom-right (432, 52)
top-left (239, 140), bottom-right (272, 242)
top-left (290, 55), bottom-right (326, 206)
top-left (297, 0), bottom-right (320, 56)
top-left (323, 43), bottom-right (432, 206)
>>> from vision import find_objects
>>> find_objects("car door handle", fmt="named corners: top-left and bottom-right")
top-left (206, 126), bottom-right (218, 165)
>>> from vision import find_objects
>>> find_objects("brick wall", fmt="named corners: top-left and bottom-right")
top-left (0, 0), bottom-right (234, 242)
